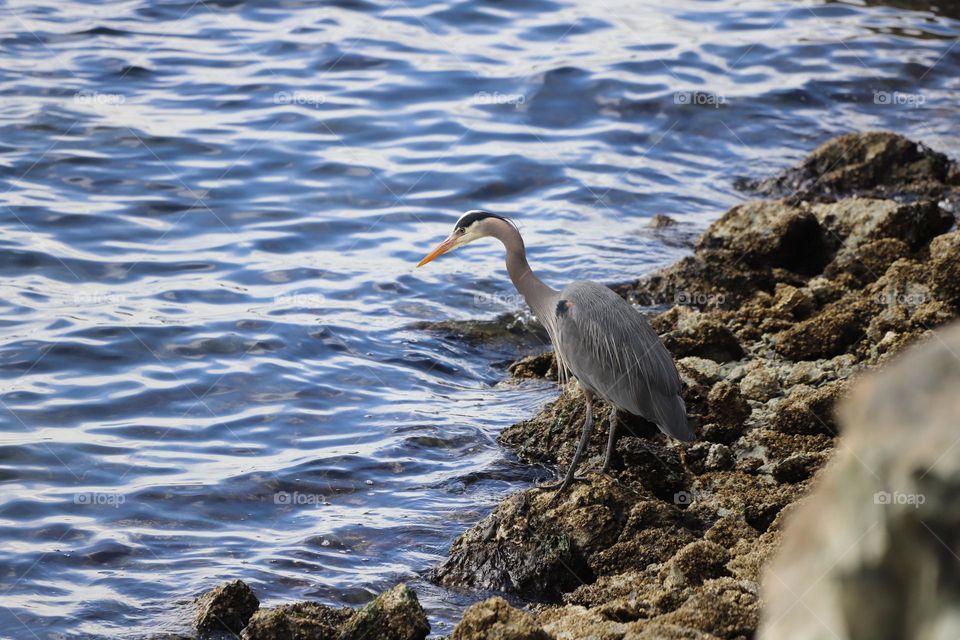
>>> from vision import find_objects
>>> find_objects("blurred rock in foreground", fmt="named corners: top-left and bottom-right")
top-left (759, 321), bottom-right (960, 640)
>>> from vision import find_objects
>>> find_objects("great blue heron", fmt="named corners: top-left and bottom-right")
top-left (417, 210), bottom-right (695, 501)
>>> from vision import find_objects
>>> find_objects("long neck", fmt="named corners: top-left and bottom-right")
top-left (489, 220), bottom-right (558, 319)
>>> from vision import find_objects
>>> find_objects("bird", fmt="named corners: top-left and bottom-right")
top-left (417, 210), bottom-right (695, 502)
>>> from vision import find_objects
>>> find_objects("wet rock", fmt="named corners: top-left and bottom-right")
top-left (433, 478), bottom-right (629, 602)
top-left (242, 602), bottom-right (353, 640)
top-left (451, 597), bottom-right (550, 640)
top-left (770, 283), bottom-right (815, 320)
top-left (760, 322), bottom-right (960, 640)
top-left (744, 131), bottom-right (959, 199)
top-left (696, 199), bottom-right (832, 275)
top-left (649, 213), bottom-right (678, 228)
top-left (509, 351), bottom-right (557, 380)
top-left (195, 579), bottom-right (260, 637)
top-left (412, 313), bottom-right (548, 345)
top-left (338, 583), bottom-right (430, 640)
top-left (616, 437), bottom-right (688, 500)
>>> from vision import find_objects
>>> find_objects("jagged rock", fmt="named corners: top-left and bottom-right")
top-left (770, 381), bottom-right (847, 435)
top-left (929, 230), bottom-right (960, 309)
top-left (242, 602), bottom-right (353, 640)
top-left (812, 198), bottom-right (952, 251)
top-left (660, 541), bottom-right (730, 588)
top-left (704, 382), bottom-right (750, 440)
top-left (655, 307), bottom-right (744, 363)
top-left (433, 478), bottom-right (629, 601)
top-left (696, 199), bottom-right (832, 275)
top-left (739, 364), bottom-right (781, 402)
top-left (623, 249), bottom-right (776, 311)
top-left (509, 351), bottom-right (557, 380)
top-left (338, 584), bottom-right (430, 640)
top-left (760, 322), bottom-right (960, 640)
top-left (744, 131), bottom-right (959, 199)
top-left (195, 580), bottom-right (260, 637)
top-left (451, 597), bottom-right (550, 640)
top-left (824, 237), bottom-right (911, 285)
top-left (412, 313), bottom-right (547, 345)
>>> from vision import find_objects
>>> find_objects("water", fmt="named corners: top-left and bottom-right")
top-left (0, 0), bottom-right (957, 637)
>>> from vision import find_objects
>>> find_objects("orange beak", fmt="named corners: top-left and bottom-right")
top-left (417, 234), bottom-right (458, 267)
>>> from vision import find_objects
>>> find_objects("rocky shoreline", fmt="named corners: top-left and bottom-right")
top-left (182, 131), bottom-right (959, 639)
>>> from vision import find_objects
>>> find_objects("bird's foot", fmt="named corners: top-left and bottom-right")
top-left (536, 476), bottom-right (590, 492)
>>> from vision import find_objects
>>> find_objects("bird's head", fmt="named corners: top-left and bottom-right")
top-left (416, 210), bottom-right (511, 267)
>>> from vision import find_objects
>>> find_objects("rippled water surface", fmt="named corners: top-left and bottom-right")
top-left (1, 0), bottom-right (958, 637)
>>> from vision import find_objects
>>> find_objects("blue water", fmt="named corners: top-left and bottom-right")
top-left (0, 0), bottom-right (957, 637)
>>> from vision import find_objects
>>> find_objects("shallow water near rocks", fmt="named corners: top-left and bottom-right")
top-left (0, 0), bottom-right (957, 637)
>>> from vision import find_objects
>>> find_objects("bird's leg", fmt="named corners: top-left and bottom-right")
top-left (601, 409), bottom-right (618, 474)
top-left (547, 391), bottom-right (594, 504)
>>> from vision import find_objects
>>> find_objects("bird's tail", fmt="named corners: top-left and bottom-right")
top-left (656, 394), bottom-right (695, 442)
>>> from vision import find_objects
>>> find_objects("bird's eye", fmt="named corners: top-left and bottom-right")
top-left (455, 227), bottom-right (465, 234)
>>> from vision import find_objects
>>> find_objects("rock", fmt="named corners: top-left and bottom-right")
top-left (771, 453), bottom-right (825, 484)
top-left (770, 381), bottom-right (847, 435)
top-left (760, 322), bottom-right (960, 640)
top-left (451, 597), bottom-right (550, 640)
top-left (656, 307), bottom-right (745, 363)
top-left (649, 213), bottom-right (678, 228)
top-left (770, 283), bottom-right (815, 319)
top-left (696, 199), bottom-right (832, 275)
top-left (433, 478), bottom-right (628, 601)
top-left (704, 444), bottom-right (735, 472)
top-left (812, 198), bottom-right (952, 251)
top-left (772, 295), bottom-right (869, 361)
top-left (705, 381), bottom-right (751, 439)
top-left (509, 351), bottom-right (557, 380)
top-left (824, 237), bottom-right (911, 285)
top-left (411, 313), bottom-right (548, 345)
top-left (195, 579), bottom-right (260, 637)
top-left (739, 364), bottom-right (781, 402)
top-left (338, 583), bottom-right (430, 640)
top-left (929, 230), bottom-right (960, 309)
top-left (677, 356), bottom-right (723, 386)
top-left (745, 131), bottom-right (959, 199)
top-left (660, 541), bottom-right (730, 588)
top-left (623, 249), bottom-right (776, 311)
top-left (656, 578), bottom-right (759, 639)
top-left (242, 602), bottom-right (353, 640)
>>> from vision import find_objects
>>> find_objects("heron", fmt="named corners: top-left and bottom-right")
top-left (417, 210), bottom-right (695, 501)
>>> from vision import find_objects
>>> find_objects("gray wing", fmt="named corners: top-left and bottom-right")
top-left (554, 281), bottom-right (693, 441)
